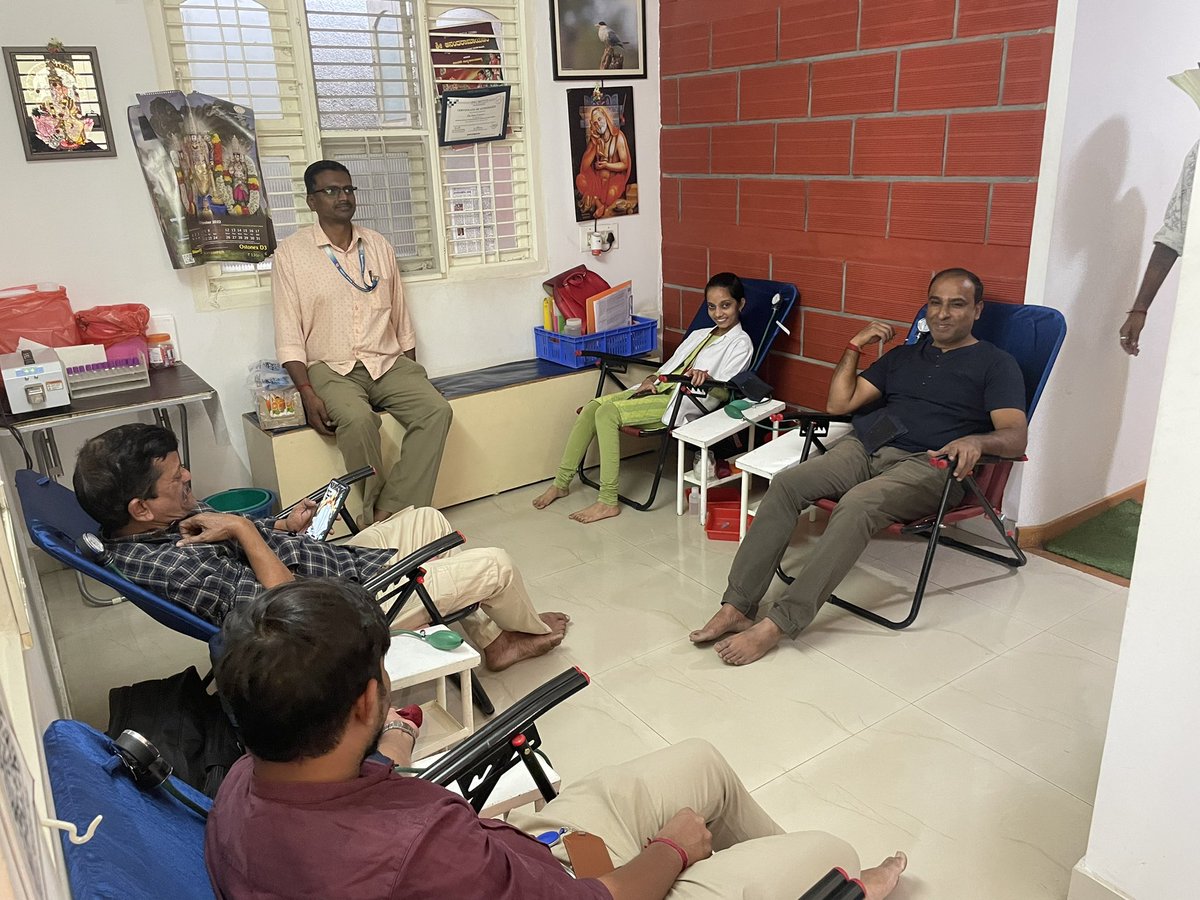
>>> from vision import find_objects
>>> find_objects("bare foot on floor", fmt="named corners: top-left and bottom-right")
top-left (689, 604), bottom-right (754, 644)
top-left (569, 501), bottom-right (620, 524)
top-left (859, 851), bottom-right (907, 900)
top-left (533, 485), bottom-right (568, 509)
top-left (715, 618), bottom-right (783, 666)
top-left (482, 629), bottom-right (565, 672)
top-left (540, 611), bottom-right (571, 636)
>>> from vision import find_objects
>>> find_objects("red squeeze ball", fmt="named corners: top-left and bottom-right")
top-left (931, 457), bottom-right (950, 469)
top-left (397, 705), bottom-right (423, 728)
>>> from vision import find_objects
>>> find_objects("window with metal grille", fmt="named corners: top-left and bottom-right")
top-left (153, 0), bottom-right (537, 305)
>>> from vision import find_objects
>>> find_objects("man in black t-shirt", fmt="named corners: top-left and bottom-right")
top-left (689, 268), bottom-right (1028, 665)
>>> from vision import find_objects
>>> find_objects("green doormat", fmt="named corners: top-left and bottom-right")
top-left (1044, 500), bottom-right (1142, 579)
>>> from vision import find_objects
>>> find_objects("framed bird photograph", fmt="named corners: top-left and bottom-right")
top-left (550, 0), bottom-right (646, 80)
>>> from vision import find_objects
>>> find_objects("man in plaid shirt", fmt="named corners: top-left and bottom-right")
top-left (73, 424), bottom-right (569, 672)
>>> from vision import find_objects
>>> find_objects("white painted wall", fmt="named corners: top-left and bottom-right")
top-left (1069, 110), bottom-right (1200, 900)
top-left (0, 0), bottom-right (661, 494)
top-left (1018, 0), bottom-right (1200, 526)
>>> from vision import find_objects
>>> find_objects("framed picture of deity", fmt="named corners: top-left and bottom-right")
top-left (4, 44), bottom-right (116, 161)
top-left (550, 0), bottom-right (647, 80)
top-left (567, 86), bottom-right (638, 222)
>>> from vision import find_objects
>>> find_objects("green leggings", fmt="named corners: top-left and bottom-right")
top-left (554, 388), bottom-right (672, 505)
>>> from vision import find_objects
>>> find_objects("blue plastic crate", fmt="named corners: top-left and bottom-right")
top-left (534, 316), bottom-right (658, 369)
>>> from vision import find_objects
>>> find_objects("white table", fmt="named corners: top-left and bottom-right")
top-left (672, 399), bottom-right (785, 524)
top-left (734, 422), bottom-right (854, 540)
top-left (385, 625), bottom-right (481, 758)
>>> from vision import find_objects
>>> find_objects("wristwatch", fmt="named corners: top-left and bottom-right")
top-left (382, 719), bottom-right (419, 742)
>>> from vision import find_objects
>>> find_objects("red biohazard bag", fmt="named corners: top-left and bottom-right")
top-left (0, 284), bottom-right (81, 354)
top-left (75, 303), bottom-right (151, 348)
top-left (543, 266), bottom-right (610, 330)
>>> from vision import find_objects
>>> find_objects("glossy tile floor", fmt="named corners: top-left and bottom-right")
top-left (39, 458), bottom-right (1125, 899)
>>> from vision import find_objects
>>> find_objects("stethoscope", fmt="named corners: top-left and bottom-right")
top-left (323, 240), bottom-right (380, 293)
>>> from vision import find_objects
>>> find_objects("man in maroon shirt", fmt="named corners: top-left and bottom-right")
top-left (205, 579), bottom-right (908, 899)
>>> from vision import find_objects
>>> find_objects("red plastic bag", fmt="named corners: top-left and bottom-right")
top-left (543, 266), bottom-right (610, 330)
top-left (75, 303), bottom-right (151, 348)
top-left (0, 284), bottom-right (81, 354)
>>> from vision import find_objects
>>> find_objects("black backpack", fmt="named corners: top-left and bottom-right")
top-left (106, 665), bottom-right (242, 798)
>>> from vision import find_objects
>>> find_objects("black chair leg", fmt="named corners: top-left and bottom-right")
top-left (777, 472), bottom-right (1026, 631)
top-left (826, 471), bottom-right (958, 630)
top-left (448, 671), bottom-right (496, 716)
top-left (921, 475), bottom-right (1027, 569)
top-left (470, 671), bottom-right (495, 716)
top-left (577, 433), bottom-right (672, 512)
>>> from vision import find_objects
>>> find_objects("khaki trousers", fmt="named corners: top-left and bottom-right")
top-left (509, 739), bottom-right (860, 898)
top-left (347, 507), bottom-right (550, 648)
top-left (309, 357), bottom-right (453, 515)
top-left (724, 435), bottom-right (962, 635)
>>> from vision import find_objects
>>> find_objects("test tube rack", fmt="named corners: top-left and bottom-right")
top-left (64, 354), bottom-right (151, 398)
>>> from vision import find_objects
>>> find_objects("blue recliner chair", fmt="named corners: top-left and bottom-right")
top-left (780, 301), bottom-right (1067, 630)
top-left (578, 278), bottom-right (798, 510)
top-left (15, 468), bottom-right (497, 714)
top-left (42, 668), bottom-right (590, 899)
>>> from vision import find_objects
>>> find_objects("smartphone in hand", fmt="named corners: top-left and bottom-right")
top-left (305, 478), bottom-right (350, 542)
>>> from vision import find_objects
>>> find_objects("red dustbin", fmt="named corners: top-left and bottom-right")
top-left (704, 501), bottom-right (753, 541)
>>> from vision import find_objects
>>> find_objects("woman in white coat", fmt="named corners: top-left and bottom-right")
top-left (534, 272), bottom-right (755, 523)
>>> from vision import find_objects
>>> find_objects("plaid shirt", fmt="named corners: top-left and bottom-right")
top-left (105, 507), bottom-right (395, 625)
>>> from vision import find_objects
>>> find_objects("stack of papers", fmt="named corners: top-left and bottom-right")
top-left (586, 280), bottom-right (632, 333)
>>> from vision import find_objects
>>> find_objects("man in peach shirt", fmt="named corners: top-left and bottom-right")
top-left (273, 160), bottom-right (453, 521)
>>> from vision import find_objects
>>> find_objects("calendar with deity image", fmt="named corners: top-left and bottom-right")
top-left (128, 90), bottom-right (276, 269)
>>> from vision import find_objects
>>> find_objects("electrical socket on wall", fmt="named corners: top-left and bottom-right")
top-left (580, 223), bottom-right (618, 254)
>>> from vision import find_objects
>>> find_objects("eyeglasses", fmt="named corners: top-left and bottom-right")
top-left (310, 185), bottom-right (358, 198)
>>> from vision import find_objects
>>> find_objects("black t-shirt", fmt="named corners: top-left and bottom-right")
top-left (855, 339), bottom-right (1026, 453)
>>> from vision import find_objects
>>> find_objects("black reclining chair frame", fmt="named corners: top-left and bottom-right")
top-left (418, 666), bottom-right (590, 811)
top-left (776, 412), bottom-right (1027, 631)
top-left (574, 351), bottom-right (717, 511)
top-left (573, 285), bottom-right (794, 511)
top-left (367, 530), bottom-right (497, 716)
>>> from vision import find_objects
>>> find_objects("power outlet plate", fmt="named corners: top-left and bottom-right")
top-left (579, 223), bottom-right (619, 253)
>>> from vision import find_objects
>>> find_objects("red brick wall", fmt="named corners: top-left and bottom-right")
top-left (660, 0), bottom-right (1056, 409)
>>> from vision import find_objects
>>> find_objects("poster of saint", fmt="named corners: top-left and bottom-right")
top-left (567, 86), bottom-right (638, 222)
top-left (129, 91), bottom-right (275, 269)
top-left (429, 20), bottom-right (504, 97)
top-left (3, 44), bottom-right (115, 160)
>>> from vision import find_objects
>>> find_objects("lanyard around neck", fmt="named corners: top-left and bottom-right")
top-left (323, 239), bottom-right (379, 293)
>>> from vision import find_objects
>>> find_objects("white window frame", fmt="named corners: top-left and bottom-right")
top-left (143, 0), bottom-right (542, 311)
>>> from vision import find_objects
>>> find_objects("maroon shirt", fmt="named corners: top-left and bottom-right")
top-left (204, 756), bottom-right (612, 899)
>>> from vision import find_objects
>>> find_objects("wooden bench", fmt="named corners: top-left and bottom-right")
top-left (243, 358), bottom-right (651, 519)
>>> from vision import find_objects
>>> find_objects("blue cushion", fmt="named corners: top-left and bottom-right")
top-left (43, 720), bottom-right (213, 900)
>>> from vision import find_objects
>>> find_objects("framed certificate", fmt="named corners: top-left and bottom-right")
top-left (437, 86), bottom-right (511, 146)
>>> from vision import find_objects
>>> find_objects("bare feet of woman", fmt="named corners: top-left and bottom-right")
top-left (482, 629), bottom-right (565, 672)
top-left (714, 618), bottom-right (783, 665)
top-left (540, 611), bottom-right (571, 636)
top-left (533, 485), bottom-right (568, 509)
top-left (859, 851), bottom-right (907, 900)
top-left (689, 604), bottom-right (754, 644)
top-left (569, 501), bottom-right (620, 524)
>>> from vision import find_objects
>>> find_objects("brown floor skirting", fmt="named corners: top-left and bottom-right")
top-left (1017, 481), bottom-right (1146, 549)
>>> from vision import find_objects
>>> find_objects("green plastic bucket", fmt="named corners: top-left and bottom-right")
top-left (202, 487), bottom-right (277, 518)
